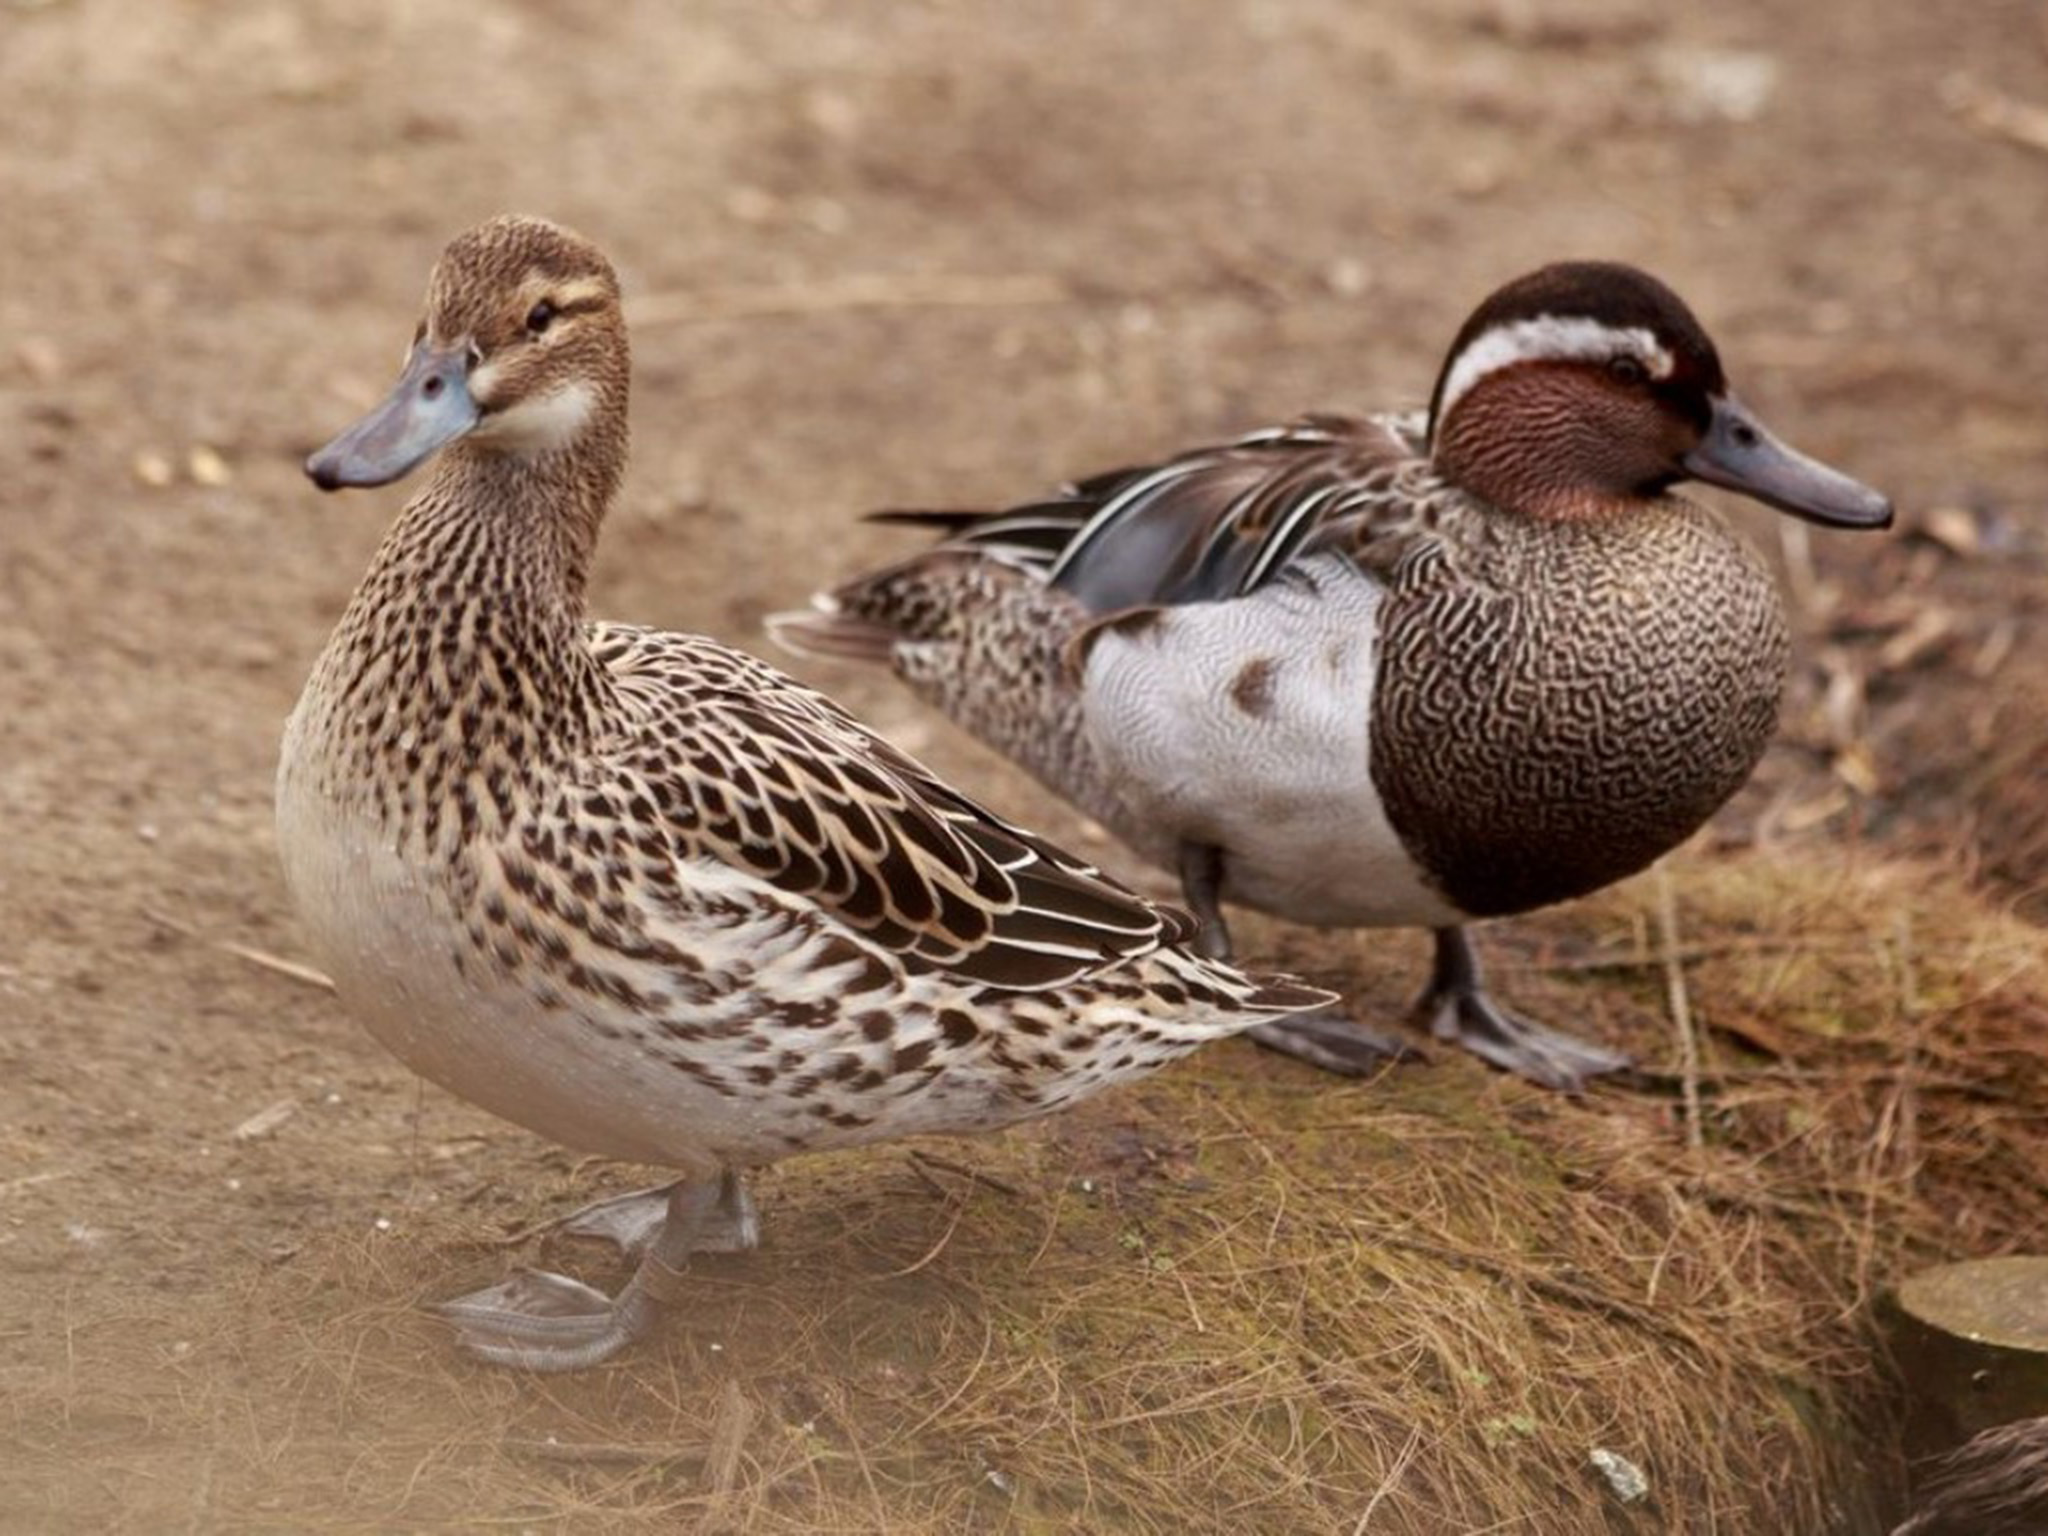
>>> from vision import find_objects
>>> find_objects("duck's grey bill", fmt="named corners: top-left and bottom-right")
top-left (306, 343), bottom-right (480, 491)
top-left (1682, 394), bottom-right (1893, 530)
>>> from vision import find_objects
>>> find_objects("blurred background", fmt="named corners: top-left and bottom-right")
top-left (4, 0), bottom-right (2046, 1530)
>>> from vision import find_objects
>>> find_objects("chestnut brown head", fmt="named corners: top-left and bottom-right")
top-left (1426, 260), bottom-right (1891, 530)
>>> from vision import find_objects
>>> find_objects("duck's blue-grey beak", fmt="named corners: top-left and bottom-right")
top-left (1683, 394), bottom-right (1893, 530)
top-left (306, 343), bottom-right (481, 491)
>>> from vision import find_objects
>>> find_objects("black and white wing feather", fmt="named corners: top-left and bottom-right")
top-left (872, 412), bottom-right (1437, 614)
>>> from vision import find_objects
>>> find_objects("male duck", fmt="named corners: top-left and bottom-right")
top-left (772, 262), bottom-right (1892, 1091)
top-left (275, 216), bottom-right (1331, 1371)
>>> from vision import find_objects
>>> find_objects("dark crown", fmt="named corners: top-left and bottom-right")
top-left (1427, 261), bottom-right (1727, 429)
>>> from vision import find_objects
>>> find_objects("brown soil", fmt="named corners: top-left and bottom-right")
top-left (5, 1), bottom-right (2047, 1531)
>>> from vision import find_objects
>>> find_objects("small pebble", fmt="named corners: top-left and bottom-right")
top-left (1452, 158), bottom-right (1503, 197)
top-left (1325, 257), bottom-right (1372, 298)
top-left (17, 337), bottom-right (61, 384)
top-left (1655, 47), bottom-right (1780, 124)
top-left (802, 88), bottom-right (859, 140)
top-left (724, 186), bottom-right (779, 224)
top-left (1589, 1447), bottom-right (1650, 1504)
top-left (189, 444), bottom-right (233, 487)
top-left (803, 197), bottom-right (850, 235)
top-left (133, 452), bottom-right (175, 488)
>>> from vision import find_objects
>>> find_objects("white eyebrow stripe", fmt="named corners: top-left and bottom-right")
top-left (547, 278), bottom-right (610, 309)
top-left (1435, 317), bottom-right (1673, 423)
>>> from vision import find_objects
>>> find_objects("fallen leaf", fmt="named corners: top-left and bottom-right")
top-left (1919, 505), bottom-right (1982, 558)
top-left (232, 1098), bottom-right (297, 1141)
top-left (1876, 607), bottom-right (1958, 672)
top-left (1833, 742), bottom-right (1882, 797)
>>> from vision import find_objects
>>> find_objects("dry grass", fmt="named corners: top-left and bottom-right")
top-left (6, 845), bottom-right (2046, 1534)
top-left (1889, 647), bottom-right (2048, 904)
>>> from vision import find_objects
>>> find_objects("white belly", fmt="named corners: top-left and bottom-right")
top-left (275, 789), bottom-right (738, 1172)
top-left (1078, 558), bottom-right (1464, 930)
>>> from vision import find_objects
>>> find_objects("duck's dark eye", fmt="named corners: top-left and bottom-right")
top-left (526, 300), bottom-right (557, 336)
top-left (1608, 355), bottom-right (1648, 385)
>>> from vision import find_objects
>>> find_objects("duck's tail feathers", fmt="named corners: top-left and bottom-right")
top-left (764, 597), bottom-right (901, 663)
top-left (1239, 973), bottom-right (1344, 1014)
top-left (1147, 944), bottom-right (1342, 1025)
top-left (864, 507), bottom-right (990, 533)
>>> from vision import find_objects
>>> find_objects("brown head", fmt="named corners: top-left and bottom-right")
top-left (306, 215), bottom-right (629, 493)
top-left (1424, 261), bottom-right (1891, 530)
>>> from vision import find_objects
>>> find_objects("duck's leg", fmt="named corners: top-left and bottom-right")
top-left (1176, 841), bottom-right (1235, 961)
top-left (1419, 926), bottom-right (1629, 1091)
top-left (435, 1170), bottom-right (758, 1371)
top-left (551, 1179), bottom-right (760, 1260)
top-left (1177, 839), bottom-right (1417, 1077)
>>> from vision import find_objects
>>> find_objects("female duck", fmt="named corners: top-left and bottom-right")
top-left (276, 216), bottom-right (1330, 1371)
top-left (774, 262), bottom-right (1892, 1090)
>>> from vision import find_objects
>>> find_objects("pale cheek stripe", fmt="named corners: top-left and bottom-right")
top-left (472, 382), bottom-right (598, 454)
top-left (1435, 318), bottom-right (1672, 424)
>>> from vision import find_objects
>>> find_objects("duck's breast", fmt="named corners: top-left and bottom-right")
top-left (1367, 507), bottom-right (1790, 917)
top-left (276, 777), bottom-right (728, 1170)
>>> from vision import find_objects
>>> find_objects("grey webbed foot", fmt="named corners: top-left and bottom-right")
top-left (433, 1267), bottom-right (664, 1372)
top-left (434, 1171), bottom-right (755, 1371)
top-left (1420, 927), bottom-right (1629, 1092)
top-left (1246, 1008), bottom-right (1422, 1077)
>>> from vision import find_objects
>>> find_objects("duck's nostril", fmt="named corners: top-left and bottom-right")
top-left (1731, 422), bottom-right (1759, 449)
top-left (422, 375), bottom-right (444, 400)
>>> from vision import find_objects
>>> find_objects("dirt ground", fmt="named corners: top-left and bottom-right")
top-left (5, 0), bottom-right (2048, 1531)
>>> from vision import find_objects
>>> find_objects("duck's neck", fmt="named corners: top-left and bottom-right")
top-left (308, 432), bottom-right (626, 801)
top-left (422, 434), bottom-right (622, 609)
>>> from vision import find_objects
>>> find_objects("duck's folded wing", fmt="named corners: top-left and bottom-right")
top-left (595, 629), bottom-right (1185, 991)
top-left (877, 413), bottom-right (1426, 614)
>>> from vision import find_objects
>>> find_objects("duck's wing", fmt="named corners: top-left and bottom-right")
top-left (589, 627), bottom-right (1191, 991)
top-left (873, 412), bottom-right (1434, 614)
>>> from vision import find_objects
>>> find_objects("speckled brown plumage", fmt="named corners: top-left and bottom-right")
top-left (275, 216), bottom-right (1332, 1370)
